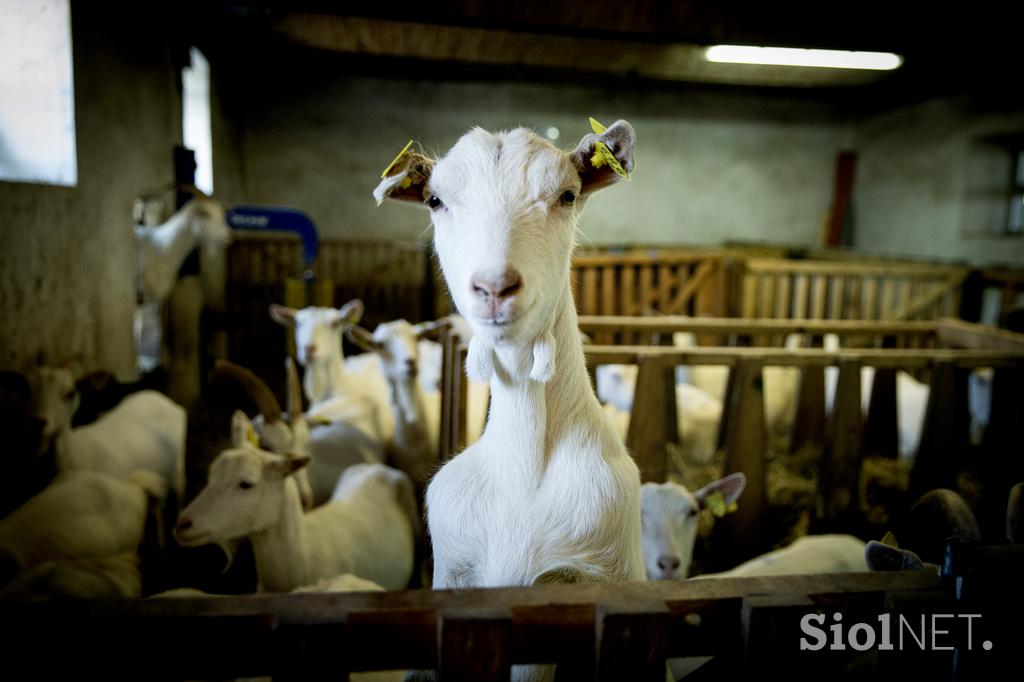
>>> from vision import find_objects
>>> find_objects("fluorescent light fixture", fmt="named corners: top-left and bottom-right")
top-left (705, 45), bottom-right (903, 71)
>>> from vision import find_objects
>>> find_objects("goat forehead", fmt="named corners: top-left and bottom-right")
top-left (432, 128), bottom-right (575, 205)
top-left (210, 450), bottom-right (266, 481)
top-left (296, 308), bottom-right (340, 329)
top-left (641, 483), bottom-right (697, 516)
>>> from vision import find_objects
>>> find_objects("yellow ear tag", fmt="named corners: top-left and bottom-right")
top-left (880, 531), bottom-right (899, 548)
top-left (587, 117), bottom-right (630, 180)
top-left (245, 425), bottom-right (261, 448)
top-left (312, 415), bottom-right (332, 426)
top-left (381, 139), bottom-right (414, 179)
top-left (705, 490), bottom-right (739, 519)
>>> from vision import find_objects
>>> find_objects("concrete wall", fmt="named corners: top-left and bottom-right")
top-left (853, 95), bottom-right (1024, 266)
top-left (219, 55), bottom-right (850, 248)
top-left (0, 4), bottom-right (182, 375)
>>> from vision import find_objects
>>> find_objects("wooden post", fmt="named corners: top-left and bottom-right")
top-left (438, 326), bottom-right (457, 462)
top-left (713, 359), bottom-right (767, 567)
top-left (437, 608), bottom-right (512, 681)
top-left (790, 363), bottom-right (826, 454)
top-left (862, 367), bottom-right (898, 459)
top-left (908, 361), bottom-right (970, 502)
top-left (626, 357), bottom-right (674, 483)
top-left (595, 601), bottom-right (670, 682)
top-left (165, 277), bottom-right (203, 409)
top-left (977, 365), bottom-right (1024, 539)
top-left (812, 358), bottom-right (864, 534)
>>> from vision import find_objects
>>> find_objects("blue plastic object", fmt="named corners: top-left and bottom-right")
top-left (226, 205), bottom-right (320, 264)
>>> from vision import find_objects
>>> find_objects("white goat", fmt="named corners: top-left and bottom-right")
top-left (134, 196), bottom-right (232, 304)
top-left (640, 474), bottom-right (746, 580)
top-left (174, 421), bottom-right (418, 592)
top-left (0, 551), bottom-right (141, 600)
top-left (269, 300), bottom-right (388, 442)
top-left (375, 120), bottom-right (646, 607)
top-left (27, 366), bottom-right (187, 502)
top-left (0, 469), bottom-right (163, 583)
top-left (704, 534), bottom-right (867, 576)
top-left (347, 319), bottom-right (446, 491)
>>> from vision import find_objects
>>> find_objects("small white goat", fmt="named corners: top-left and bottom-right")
top-left (640, 474), bottom-right (746, 580)
top-left (347, 319), bottom-right (446, 491)
top-left (27, 366), bottom-right (187, 502)
top-left (0, 469), bottom-right (163, 583)
top-left (134, 196), bottom-right (232, 304)
top-left (375, 120), bottom-right (646, 607)
top-left (270, 300), bottom-right (388, 442)
top-left (175, 422), bottom-right (418, 592)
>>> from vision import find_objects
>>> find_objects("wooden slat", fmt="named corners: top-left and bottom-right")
top-left (666, 259), bottom-right (716, 313)
top-left (639, 264), bottom-right (654, 314)
top-left (595, 602), bottom-right (670, 681)
top-left (625, 358), bottom-right (675, 483)
top-left (438, 608), bottom-right (512, 681)
top-left (714, 359), bottom-right (768, 566)
top-left (601, 265), bottom-right (616, 316)
top-left (811, 275), bottom-right (827, 320)
top-left (936, 318), bottom-right (1024, 351)
top-left (581, 268), bottom-right (598, 316)
top-left (811, 359), bottom-right (864, 532)
top-left (793, 274), bottom-right (809, 320)
top-left (577, 316), bottom-right (939, 337)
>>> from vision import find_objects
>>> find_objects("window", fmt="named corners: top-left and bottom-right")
top-left (1008, 149), bottom-right (1024, 235)
top-left (182, 46), bottom-right (213, 195)
top-left (963, 133), bottom-right (1024, 237)
top-left (0, 0), bottom-right (77, 186)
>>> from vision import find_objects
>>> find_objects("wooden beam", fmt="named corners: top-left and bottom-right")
top-left (625, 357), bottom-right (675, 483)
top-left (438, 608), bottom-right (513, 681)
top-left (812, 359), bottom-right (864, 533)
top-left (936, 318), bottom-right (1024, 351)
top-left (908, 361), bottom-right (971, 502)
top-left (577, 315), bottom-right (939, 337)
top-left (714, 359), bottom-right (768, 567)
top-left (595, 602), bottom-right (670, 681)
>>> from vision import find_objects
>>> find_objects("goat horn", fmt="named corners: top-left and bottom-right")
top-left (214, 360), bottom-right (281, 424)
top-left (285, 357), bottom-right (303, 426)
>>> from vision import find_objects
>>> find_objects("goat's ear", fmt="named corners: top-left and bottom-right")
top-left (373, 150), bottom-right (434, 206)
top-left (231, 410), bottom-right (260, 450)
top-left (336, 299), bottom-right (364, 327)
top-left (269, 305), bottom-right (297, 328)
top-left (412, 318), bottom-right (450, 339)
top-left (694, 472), bottom-right (746, 510)
top-left (266, 452), bottom-right (312, 479)
top-left (865, 541), bottom-right (927, 572)
top-left (346, 325), bottom-right (379, 352)
top-left (570, 119), bottom-right (636, 196)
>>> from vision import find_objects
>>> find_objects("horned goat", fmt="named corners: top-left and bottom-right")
top-left (175, 422), bottom-right (418, 591)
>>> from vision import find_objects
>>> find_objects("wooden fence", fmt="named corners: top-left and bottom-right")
top-left (8, 545), bottom-right (1022, 679)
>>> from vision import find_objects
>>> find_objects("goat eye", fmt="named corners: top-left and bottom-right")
top-left (65, 390), bottom-right (77, 401)
top-left (428, 195), bottom-right (443, 210)
top-left (559, 190), bottom-right (577, 206)
top-left (239, 481), bottom-right (254, 490)
top-left (688, 509), bottom-right (699, 518)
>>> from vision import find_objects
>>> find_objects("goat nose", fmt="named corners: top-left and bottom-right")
top-left (304, 344), bottom-right (316, 359)
top-left (405, 359), bottom-right (417, 375)
top-left (657, 555), bottom-right (681, 572)
top-left (470, 269), bottom-right (523, 302)
top-left (176, 519), bottom-right (193, 532)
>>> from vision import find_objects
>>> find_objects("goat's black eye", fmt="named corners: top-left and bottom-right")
top-left (428, 195), bottom-right (443, 209)
top-left (239, 481), bottom-right (254, 490)
top-left (64, 390), bottom-right (77, 401)
top-left (688, 508), bottom-right (699, 518)
top-left (559, 190), bottom-right (577, 206)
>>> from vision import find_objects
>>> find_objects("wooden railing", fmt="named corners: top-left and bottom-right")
top-left (9, 542), bottom-right (1023, 679)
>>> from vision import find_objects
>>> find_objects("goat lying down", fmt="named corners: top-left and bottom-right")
top-left (0, 469), bottom-right (165, 595)
top-left (175, 420), bottom-right (419, 592)
top-left (641, 475), bottom-right (866, 580)
top-left (28, 366), bottom-right (187, 503)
